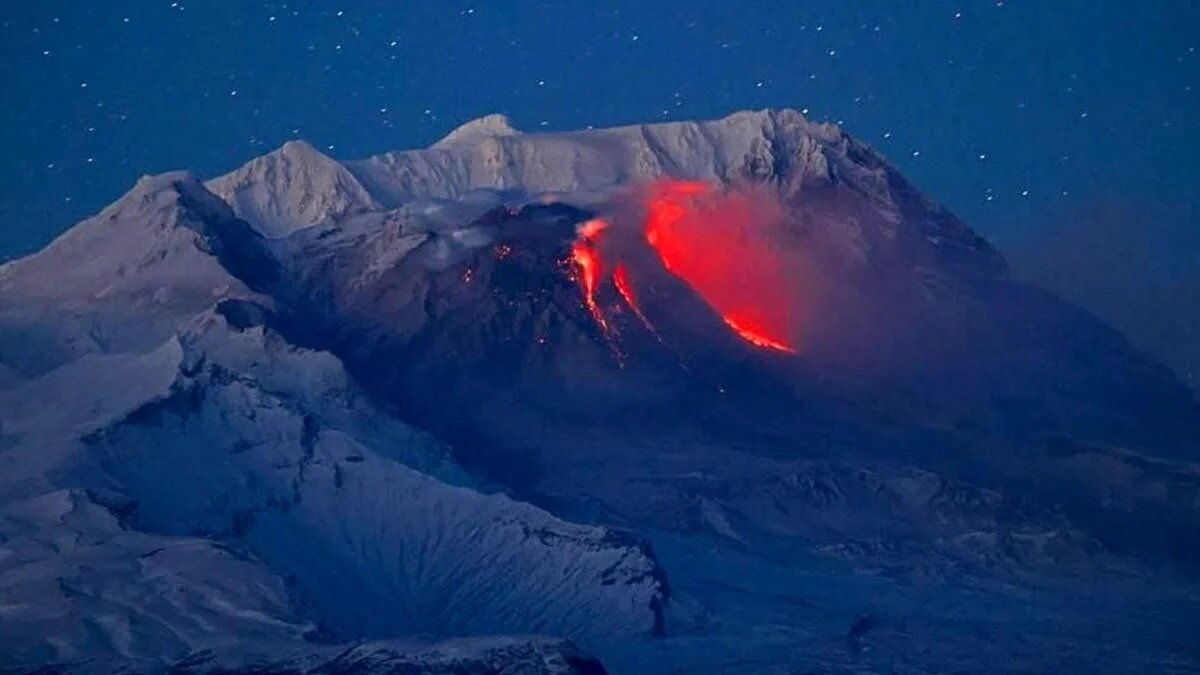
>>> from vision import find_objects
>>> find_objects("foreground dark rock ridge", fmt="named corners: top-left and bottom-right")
top-left (1, 109), bottom-right (1197, 673)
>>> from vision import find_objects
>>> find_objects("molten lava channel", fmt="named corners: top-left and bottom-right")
top-left (571, 218), bottom-right (611, 332)
top-left (720, 317), bottom-right (796, 354)
top-left (613, 263), bottom-right (658, 338)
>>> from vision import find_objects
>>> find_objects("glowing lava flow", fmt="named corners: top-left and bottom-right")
top-left (721, 317), bottom-right (797, 354)
top-left (641, 180), bottom-right (800, 354)
top-left (568, 184), bottom-right (800, 358)
top-left (572, 218), bottom-right (611, 331)
top-left (613, 263), bottom-right (659, 337)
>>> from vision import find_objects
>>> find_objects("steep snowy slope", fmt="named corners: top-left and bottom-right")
top-left (86, 312), bottom-right (667, 641)
top-left (0, 172), bottom-right (272, 379)
top-left (0, 175), bottom-right (663, 672)
top-left (207, 140), bottom-right (381, 238)
top-left (0, 306), bottom-right (667, 670)
top-left (0, 488), bottom-right (317, 668)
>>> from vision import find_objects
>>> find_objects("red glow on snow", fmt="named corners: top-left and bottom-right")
top-left (641, 180), bottom-right (799, 354)
top-left (572, 218), bottom-right (611, 330)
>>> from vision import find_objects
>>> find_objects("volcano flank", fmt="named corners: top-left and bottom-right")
top-left (1, 110), bottom-right (1198, 673)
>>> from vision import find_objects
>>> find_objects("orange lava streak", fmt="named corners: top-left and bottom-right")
top-left (722, 317), bottom-right (797, 354)
top-left (572, 218), bottom-right (611, 330)
top-left (613, 263), bottom-right (658, 336)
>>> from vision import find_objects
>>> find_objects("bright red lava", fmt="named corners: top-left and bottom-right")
top-left (567, 187), bottom-right (799, 357)
top-left (641, 180), bottom-right (799, 354)
top-left (572, 218), bottom-right (610, 331)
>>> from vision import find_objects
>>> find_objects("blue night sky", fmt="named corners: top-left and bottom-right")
top-left (1, 1), bottom-right (1197, 262)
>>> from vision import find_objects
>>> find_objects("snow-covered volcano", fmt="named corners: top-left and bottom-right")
top-left (2, 110), bottom-right (1198, 673)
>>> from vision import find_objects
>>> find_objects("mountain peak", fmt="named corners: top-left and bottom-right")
top-left (277, 138), bottom-right (325, 159)
top-left (433, 113), bottom-right (521, 148)
top-left (133, 169), bottom-right (201, 190)
top-left (207, 139), bottom-right (379, 238)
